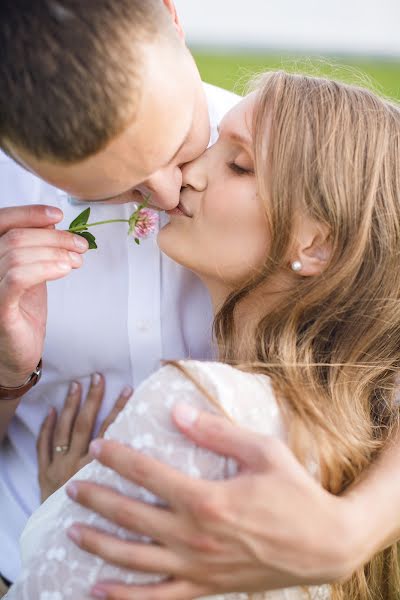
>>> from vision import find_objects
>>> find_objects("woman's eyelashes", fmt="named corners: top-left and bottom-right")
top-left (228, 162), bottom-right (254, 176)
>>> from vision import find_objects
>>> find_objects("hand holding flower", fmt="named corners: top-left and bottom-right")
top-left (66, 198), bottom-right (158, 249)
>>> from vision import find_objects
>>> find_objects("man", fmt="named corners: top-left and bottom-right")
top-left (0, 1), bottom-right (399, 598)
top-left (0, 0), bottom-right (238, 585)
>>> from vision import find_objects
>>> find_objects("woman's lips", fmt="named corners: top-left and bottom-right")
top-left (167, 201), bottom-right (193, 218)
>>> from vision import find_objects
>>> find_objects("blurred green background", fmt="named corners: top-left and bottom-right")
top-left (192, 51), bottom-right (400, 101)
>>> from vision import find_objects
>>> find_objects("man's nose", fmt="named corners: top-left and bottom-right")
top-left (181, 153), bottom-right (208, 193)
top-left (141, 166), bottom-right (183, 210)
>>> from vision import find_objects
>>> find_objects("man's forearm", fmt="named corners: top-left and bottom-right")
top-left (0, 397), bottom-right (22, 442)
top-left (0, 363), bottom-right (43, 443)
top-left (344, 432), bottom-right (400, 555)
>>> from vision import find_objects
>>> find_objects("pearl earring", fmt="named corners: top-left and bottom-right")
top-left (291, 260), bottom-right (303, 272)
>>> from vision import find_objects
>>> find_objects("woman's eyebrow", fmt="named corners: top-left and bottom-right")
top-left (217, 124), bottom-right (252, 150)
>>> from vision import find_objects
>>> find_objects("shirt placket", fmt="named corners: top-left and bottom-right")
top-left (127, 219), bottom-right (163, 387)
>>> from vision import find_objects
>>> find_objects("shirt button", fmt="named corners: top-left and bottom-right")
top-left (137, 320), bottom-right (151, 332)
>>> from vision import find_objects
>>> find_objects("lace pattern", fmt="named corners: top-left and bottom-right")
top-left (4, 361), bottom-right (330, 600)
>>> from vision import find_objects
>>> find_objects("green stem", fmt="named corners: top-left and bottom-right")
top-left (69, 218), bottom-right (129, 232)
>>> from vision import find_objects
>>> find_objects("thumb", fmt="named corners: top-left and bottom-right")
top-left (172, 402), bottom-right (280, 469)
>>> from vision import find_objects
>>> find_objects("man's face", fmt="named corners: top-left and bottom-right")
top-left (7, 39), bottom-right (210, 211)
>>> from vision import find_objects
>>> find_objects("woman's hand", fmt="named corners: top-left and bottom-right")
top-left (37, 374), bottom-right (133, 502)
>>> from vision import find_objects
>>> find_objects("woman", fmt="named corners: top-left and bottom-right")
top-left (4, 71), bottom-right (400, 600)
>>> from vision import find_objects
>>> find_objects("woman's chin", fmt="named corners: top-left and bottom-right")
top-left (157, 223), bottom-right (196, 272)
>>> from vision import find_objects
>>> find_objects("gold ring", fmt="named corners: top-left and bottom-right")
top-left (54, 445), bottom-right (69, 454)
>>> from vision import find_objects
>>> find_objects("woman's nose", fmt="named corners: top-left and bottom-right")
top-left (181, 153), bottom-right (208, 192)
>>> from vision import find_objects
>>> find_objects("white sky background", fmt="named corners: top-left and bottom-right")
top-left (174, 0), bottom-right (400, 57)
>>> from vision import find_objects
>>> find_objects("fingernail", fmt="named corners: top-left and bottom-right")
top-left (69, 381), bottom-right (79, 394)
top-left (66, 482), bottom-right (78, 499)
top-left (91, 586), bottom-right (108, 599)
top-left (89, 439), bottom-right (103, 458)
top-left (74, 235), bottom-right (89, 250)
top-left (174, 403), bottom-right (199, 427)
top-left (68, 252), bottom-right (83, 266)
top-left (67, 524), bottom-right (82, 544)
top-left (45, 206), bottom-right (62, 220)
top-left (92, 373), bottom-right (101, 386)
top-left (57, 261), bottom-right (71, 272)
top-left (48, 406), bottom-right (56, 417)
top-left (121, 385), bottom-right (133, 398)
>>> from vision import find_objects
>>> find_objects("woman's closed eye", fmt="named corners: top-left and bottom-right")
top-left (228, 162), bottom-right (254, 176)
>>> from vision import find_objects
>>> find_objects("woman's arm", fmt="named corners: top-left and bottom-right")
top-left (67, 405), bottom-right (400, 600)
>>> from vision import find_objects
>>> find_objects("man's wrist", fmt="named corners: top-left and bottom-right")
top-left (344, 471), bottom-right (400, 561)
top-left (332, 495), bottom-right (377, 579)
top-left (0, 361), bottom-right (42, 400)
top-left (0, 371), bottom-right (34, 388)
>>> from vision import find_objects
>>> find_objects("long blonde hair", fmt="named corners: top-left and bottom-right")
top-left (213, 72), bottom-right (400, 599)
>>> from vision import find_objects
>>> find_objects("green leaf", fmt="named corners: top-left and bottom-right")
top-left (76, 231), bottom-right (97, 250)
top-left (69, 207), bottom-right (91, 230)
top-left (134, 237), bottom-right (140, 245)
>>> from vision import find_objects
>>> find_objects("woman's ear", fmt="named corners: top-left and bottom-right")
top-left (291, 216), bottom-right (332, 277)
top-left (162, 0), bottom-right (185, 39)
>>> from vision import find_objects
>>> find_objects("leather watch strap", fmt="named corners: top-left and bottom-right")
top-left (0, 360), bottom-right (43, 401)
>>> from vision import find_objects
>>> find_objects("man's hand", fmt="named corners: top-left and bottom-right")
top-left (66, 405), bottom-right (370, 600)
top-left (37, 374), bottom-right (132, 501)
top-left (0, 205), bottom-right (88, 388)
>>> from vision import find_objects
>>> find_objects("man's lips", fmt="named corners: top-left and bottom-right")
top-left (166, 201), bottom-right (193, 218)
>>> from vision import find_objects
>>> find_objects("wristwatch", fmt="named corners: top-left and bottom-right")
top-left (0, 360), bottom-right (43, 401)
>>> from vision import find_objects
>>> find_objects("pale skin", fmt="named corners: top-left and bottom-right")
top-left (0, 1), bottom-right (399, 597)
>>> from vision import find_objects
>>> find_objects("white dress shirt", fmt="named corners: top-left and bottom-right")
top-left (0, 82), bottom-right (240, 582)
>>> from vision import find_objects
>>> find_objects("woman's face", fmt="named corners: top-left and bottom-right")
top-left (158, 94), bottom-right (270, 290)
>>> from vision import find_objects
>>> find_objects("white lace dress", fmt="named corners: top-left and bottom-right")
top-left (4, 361), bottom-right (330, 600)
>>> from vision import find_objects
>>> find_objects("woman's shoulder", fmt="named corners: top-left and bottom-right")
top-left (136, 360), bottom-right (286, 440)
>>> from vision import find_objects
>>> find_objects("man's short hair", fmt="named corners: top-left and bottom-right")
top-left (0, 0), bottom-right (174, 163)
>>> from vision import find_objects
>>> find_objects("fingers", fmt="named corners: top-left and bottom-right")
top-left (172, 404), bottom-right (280, 469)
top-left (37, 407), bottom-right (57, 472)
top-left (0, 205), bottom-right (63, 236)
top-left (97, 385), bottom-right (133, 438)
top-left (53, 381), bottom-right (82, 449)
top-left (90, 580), bottom-right (209, 600)
top-left (48, 377), bottom-right (134, 461)
top-left (0, 227), bottom-right (88, 258)
top-left (0, 226), bottom-right (89, 305)
top-left (66, 480), bottom-right (179, 543)
top-left (87, 439), bottom-right (204, 509)
top-left (67, 524), bottom-right (182, 574)
top-left (0, 246), bottom-right (84, 275)
top-left (0, 261), bottom-right (74, 306)
top-left (70, 374), bottom-right (105, 454)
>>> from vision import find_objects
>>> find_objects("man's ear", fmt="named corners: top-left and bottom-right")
top-left (291, 216), bottom-right (332, 277)
top-left (162, 0), bottom-right (185, 39)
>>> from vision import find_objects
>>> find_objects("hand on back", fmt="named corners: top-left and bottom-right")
top-left (66, 407), bottom-right (365, 600)
top-left (0, 205), bottom-right (88, 388)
